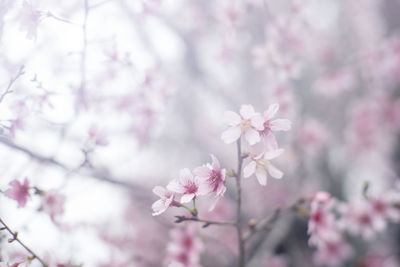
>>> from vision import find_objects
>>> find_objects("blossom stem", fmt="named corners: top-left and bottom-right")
top-left (235, 139), bottom-right (245, 267)
top-left (0, 218), bottom-right (48, 267)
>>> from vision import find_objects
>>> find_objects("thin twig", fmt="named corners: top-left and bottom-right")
top-left (0, 218), bottom-right (48, 267)
top-left (242, 209), bottom-right (281, 242)
top-left (0, 66), bottom-right (25, 104)
top-left (174, 216), bottom-right (236, 228)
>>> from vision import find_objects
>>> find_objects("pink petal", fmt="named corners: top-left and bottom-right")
top-left (196, 181), bottom-right (211, 196)
top-left (179, 168), bottom-right (194, 185)
top-left (267, 164), bottom-right (283, 179)
top-left (244, 128), bottom-right (261, 145)
top-left (250, 114), bottom-right (265, 131)
top-left (263, 149), bottom-right (284, 160)
top-left (262, 132), bottom-right (278, 150)
top-left (210, 154), bottom-right (220, 170)
top-left (224, 111), bottom-right (241, 126)
top-left (167, 179), bottom-right (185, 193)
top-left (194, 166), bottom-right (211, 178)
top-left (181, 193), bottom-right (195, 203)
top-left (270, 119), bottom-right (291, 131)
top-left (152, 186), bottom-right (166, 198)
top-left (240, 105), bottom-right (256, 119)
top-left (264, 103), bottom-right (279, 121)
top-left (243, 161), bottom-right (256, 178)
top-left (255, 168), bottom-right (267, 186)
top-left (221, 126), bottom-right (241, 144)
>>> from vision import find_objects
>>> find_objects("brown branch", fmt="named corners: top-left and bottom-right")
top-left (0, 218), bottom-right (48, 267)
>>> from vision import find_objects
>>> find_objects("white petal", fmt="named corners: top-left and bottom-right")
top-left (255, 168), bottom-right (267, 186)
top-left (181, 193), bottom-right (195, 203)
top-left (167, 179), bottom-right (184, 193)
top-left (152, 186), bottom-right (166, 198)
top-left (244, 128), bottom-right (261, 145)
top-left (152, 199), bottom-right (167, 216)
top-left (262, 132), bottom-right (278, 150)
top-left (267, 164), bottom-right (283, 179)
top-left (240, 105), bottom-right (256, 119)
top-left (270, 119), bottom-right (291, 131)
top-left (264, 103), bottom-right (279, 121)
top-left (221, 126), bottom-right (241, 144)
top-left (263, 149), bottom-right (284, 160)
top-left (224, 111), bottom-right (241, 126)
top-left (243, 161), bottom-right (256, 178)
top-left (194, 166), bottom-right (211, 178)
top-left (251, 114), bottom-right (265, 130)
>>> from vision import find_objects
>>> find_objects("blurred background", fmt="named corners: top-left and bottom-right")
top-left (1, 0), bottom-right (400, 266)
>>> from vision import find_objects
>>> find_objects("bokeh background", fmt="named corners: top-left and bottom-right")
top-left (1, 0), bottom-right (400, 266)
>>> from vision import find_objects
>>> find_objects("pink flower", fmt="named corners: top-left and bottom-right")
top-left (313, 234), bottom-right (353, 267)
top-left (166, 227), bottom-right (204, 267)
top-left (340, 201), bottom-right (385, 240)
top-left (194, 155), bottom-right (227, 211)
top-left (243, 149), bottom-right (284, 186)
top-left (259, 103), bottom-right (291, 149)
top-left (41, 190), bottom-right (66, 221)
top-left (18, 1), bottom-right (43, 40)
top-left (4, 178), bottom-right (30, 208)
top-left (308, 193), bottom-right (337, 247)
top-left (152, 186), bottom-right (179, 216)
top-left (221, 105), bottom-right (264, 145)
top-left (167, 168), bottom-right (209, 203)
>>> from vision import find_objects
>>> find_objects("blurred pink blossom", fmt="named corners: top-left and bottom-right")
top-left (4, 178), bottom-right (30, 208)
top-left (152, 186), bottom-right (179, 216)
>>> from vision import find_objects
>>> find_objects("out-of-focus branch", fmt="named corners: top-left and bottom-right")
top-left (0, 66), bottom-right (24, 104)
top-left (0, 218), bottom-right (48, 267)
top-left (0, 136), bottom-right (147, 194)
top-left (242, 209), bottom-right (281, 242)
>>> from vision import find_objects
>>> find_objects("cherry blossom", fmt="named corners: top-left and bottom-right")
top-left (166, 227), bottom-right (204, 267)
top-left (313, 234), bottom-right (353, 267)
top-left (221, 105), bottom-right (264, 145)
top-left (41, 190), bottom-right (66, 221)
top-left (339, 201), bottom-right (385, 240)
top-left (167, 168), bottom-right (209, 203)
top-left (243, 149), bottom-right (284, 186)
top-left (4, 178), bottom-right (31, 208)
top-left (259, 103), bottom-right (292, 149)
top-left (18, 1), bottom-right (43, 40)
top-left (152, 186), bottom-right (180, 216)
top-left (194, 155), bottom-right (226, 211)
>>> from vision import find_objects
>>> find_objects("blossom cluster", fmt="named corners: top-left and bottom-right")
top-left (2, 177), bottom-right (66, 223)
top-left (152, 104), bottom-right (291, 216)
top-left (307, 187), bottom-right (400, 266)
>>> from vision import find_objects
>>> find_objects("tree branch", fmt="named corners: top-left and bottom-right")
top-left (0, 218), bottom-right (48, 267)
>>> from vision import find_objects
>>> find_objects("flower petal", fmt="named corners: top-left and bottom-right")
top-left (245, 128), bottom-right (261, 145)
top-left (181, 193), bottom-right (195, 203)
top-left (152, 186), bottom-right (166, 198)
top-left (267, 163), bottom-right (283, 179)
top-left (210, 154), bottom-right (220, 170)
top-left (194, 166), bottom-right (211, 178)
top-left (243, 161), bottom-right (256, 178)
top-left (251, 114), bottom-right (265, 131)
top-left (167, 179), bottom-right (185, 193)
top-left (240, 105), bottom-right (256, 119)
top-left (224, 111), bottom-right (241, 126)
top-left (255, 168), bottom-right (267, 186)
top-left (263, 149), bottom-right (284, 160)
top-left (152, 199), bottom-right (167, 216)
top-left (221, 126), bottom-right (241, 144)
top-left (179, 168), bottom-right (194, 185)
top-left (264, 103), bottom-right (279, 121)
top-left (270, 119), bottom-right (291, 131)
